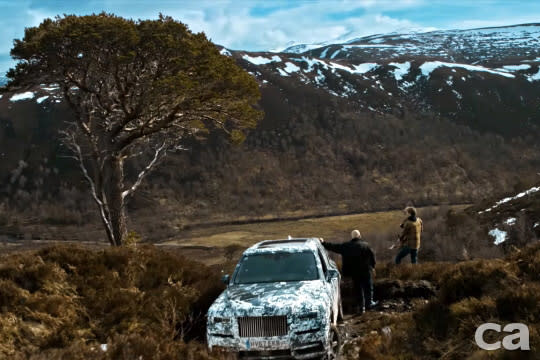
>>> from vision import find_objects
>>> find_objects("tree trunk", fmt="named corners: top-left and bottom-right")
top-left (104, 156), bottom-right (128, 246)
top-left (99, 210), bottom-right (116, 246)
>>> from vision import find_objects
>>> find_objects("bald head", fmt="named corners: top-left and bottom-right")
top-left (351, 229), bottom-right (361, 239)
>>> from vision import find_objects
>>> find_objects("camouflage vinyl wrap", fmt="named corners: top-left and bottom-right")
top-left (207, 238), bottom-right (341, 359)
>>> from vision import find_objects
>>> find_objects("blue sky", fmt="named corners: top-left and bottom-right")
top-left (1, 0), bottom-right (540, 73)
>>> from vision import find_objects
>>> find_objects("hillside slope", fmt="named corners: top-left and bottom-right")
top-left (1, 24), bottom-right (540, 240)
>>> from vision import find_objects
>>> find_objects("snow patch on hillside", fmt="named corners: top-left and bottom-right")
top-left (420, 61), bottom-right (515, 78)
top-left (277, 68), bottom-right (289, 77)
top-left (319, 47), bottom-right (330, 59)
top-left (352, 63), bottom-right (379, 74)
top-left (290, 56), bottom-right (378, 76)
top-left (489, 228), bottom-right (507, 245)
top-left (480, 186), bottom-right (540, 213)
top-left (505, 217), bottom-right (517, 225)
top-left (501, 64), bottom-right (531, 71)
top-left (10, 92), bottom-right (35, 102)
top-left (342, 83), bottom-right (357, 96)
top-left (522, 57), bottom-right (540, 62)
top-left (40, 84), bottom-right (60, 92)
top-left (283, 62), bottom-right (301, 74)
top-left (389, 62), bottom-right (410, 81)
top-left (220, 48), bottom-right (232, 56)
top-left (527, 68), bottom-right (540, 81)
top-left (314, 69), bottom-right (326, 85)
top-left (243, 55), bottom-right (282, 65)
top-left (452, 90), bottom-right (463, 99)
top-left (330, 50), bottom-right (341, 59)
top-left (36, 96), bottom-right (49, 104)
top-left (343, 44), bottom-right (395, 49)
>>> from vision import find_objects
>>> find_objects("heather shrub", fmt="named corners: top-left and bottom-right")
top-left (345, 242), bottom-right (540, 359)
top-left (376, 262), bottom-right (447, 284)
top-left (438, 259), bottom-right (518, 304)
top-left (495, 283), bottom-right (540, 322)
top-left (0, 245), bottom-right (224, 359)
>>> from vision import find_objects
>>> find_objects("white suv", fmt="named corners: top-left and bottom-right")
top-left (207, 238), bottom-right (342, 359)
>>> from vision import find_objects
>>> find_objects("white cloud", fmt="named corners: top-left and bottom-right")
top-left (1, 0), bottom-right (539, 75)
top-left (165, 1), bottom-right (433, 51)
top-left (0, 3), bottom-right (55, 73)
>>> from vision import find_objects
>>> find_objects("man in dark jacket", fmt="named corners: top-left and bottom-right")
top-left (320, 230), bottom-right (377, 313)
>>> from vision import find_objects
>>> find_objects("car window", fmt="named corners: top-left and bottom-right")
top-left (317, 249), bottom-right (328, 275)
top-left (234, 251), bottom-right (319, 284)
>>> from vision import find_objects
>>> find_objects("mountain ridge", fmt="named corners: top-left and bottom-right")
top-left (1, 23), bottom-right (539, 241)
top-left (274, 22), bottom-right (540, 55)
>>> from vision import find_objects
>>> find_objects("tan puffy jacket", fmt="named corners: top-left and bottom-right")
top-left (400, 217), bottom-right (423, 249)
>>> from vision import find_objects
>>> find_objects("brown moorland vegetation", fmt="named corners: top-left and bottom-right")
top-left (0, 239), bottom-right (539, 359)
top-left (343, 243), bottom-right (540, 359)
top-left (0, 245), bottom-right (225, 359)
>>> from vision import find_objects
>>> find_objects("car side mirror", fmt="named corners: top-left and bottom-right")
top-left (221, 274), bottom-right (230, 285)
top-left (326, 269), bottom-right (339, 282)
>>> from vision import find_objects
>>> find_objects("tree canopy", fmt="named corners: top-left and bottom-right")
top-left (8, 13), bottom-right (262, 245)
top-left (9, 13), bottom-right (261, 146)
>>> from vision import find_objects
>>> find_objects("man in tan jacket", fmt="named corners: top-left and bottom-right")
top-left (395, 207), bottom-right (423, 264)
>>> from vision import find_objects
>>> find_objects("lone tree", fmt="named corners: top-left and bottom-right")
top-left (8, 14), bottom-right (261, 246)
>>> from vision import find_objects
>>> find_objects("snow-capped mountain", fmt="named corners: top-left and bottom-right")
top-left (219, 23), bottom-right (540, 137)
top-left (1, 23), bottom-right (540, 226)
top-left (4, 23), bottom-right (540, 137)
top-left (282, 23), bottom-right (540, 63)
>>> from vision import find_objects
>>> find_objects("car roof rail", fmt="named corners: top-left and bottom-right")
top-left (256, 238), bottom-right (310, 248)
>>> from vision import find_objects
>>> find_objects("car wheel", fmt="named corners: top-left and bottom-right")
top-left (337, 295), bottom-right (344, 323)
top-left (326, 324), bottom-right (341, 360)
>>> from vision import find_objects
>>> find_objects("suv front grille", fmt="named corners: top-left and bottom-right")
top-left (238, 316), bottom-right (288, 338)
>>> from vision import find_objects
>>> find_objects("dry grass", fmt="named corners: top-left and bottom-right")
top-left (1, 204), bottom-right (536, 359)
top-left (0, 238), bottom-right (538, 359)
top-left (344, 242), bottom-right (540, 359)
top-left (160, 205), bottom-right (469, 263)
top-left (0, 245), bottom-right (226, 359)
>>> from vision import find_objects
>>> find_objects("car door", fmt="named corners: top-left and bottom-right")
top-left (317, 248), bottom-right (340, 324)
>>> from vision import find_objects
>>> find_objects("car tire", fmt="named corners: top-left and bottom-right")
top-left (325, 324), bottom-right (341, 360)
top-left (337, 295), bottom-right (344, 323)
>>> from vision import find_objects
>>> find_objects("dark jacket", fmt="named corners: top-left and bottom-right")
top-left (322, 238), bottom-right (375, 278)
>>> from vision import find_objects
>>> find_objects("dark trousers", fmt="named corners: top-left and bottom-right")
top-left (352, 274), bottom-right (373, 311)
top-left (395, 246), bottom-right (418, 264)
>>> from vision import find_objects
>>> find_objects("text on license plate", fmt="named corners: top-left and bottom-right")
top-left (247, 339), bottom-right (289, 349)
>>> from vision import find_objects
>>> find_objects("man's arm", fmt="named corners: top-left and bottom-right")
top-left (320, 240), bottom-right (343, 255)
top-left (368, 248), bottom-right (376, 269)
top-left (398, 222), bottom-right (408, 244)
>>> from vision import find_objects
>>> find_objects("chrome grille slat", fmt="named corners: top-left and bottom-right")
top-left (238, 316), bottom-right (288, 338)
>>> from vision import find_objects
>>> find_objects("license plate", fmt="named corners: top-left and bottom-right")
top-left (246, 339), bottom-right (289, 350)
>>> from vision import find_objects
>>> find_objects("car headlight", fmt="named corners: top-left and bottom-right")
top-left (212, 317), bottom-right (232, 324)
top-left (208, 316), bottom-right (233, 337)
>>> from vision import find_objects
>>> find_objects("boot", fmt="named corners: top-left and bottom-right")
top-left (366, 300), bottom-right (379, 310)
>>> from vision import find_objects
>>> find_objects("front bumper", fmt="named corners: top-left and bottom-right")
top-left (208, 332), bottom-right (328, 359)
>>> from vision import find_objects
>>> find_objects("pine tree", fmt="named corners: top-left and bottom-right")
top-left (8, 13), bottom-right (262, 245)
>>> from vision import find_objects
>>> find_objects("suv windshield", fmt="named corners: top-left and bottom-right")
top-left (234, 251), bottom-right (319, 284)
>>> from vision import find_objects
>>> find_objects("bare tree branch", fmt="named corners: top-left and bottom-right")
top-left (62, 131), bottom-right (116, 244)
top-left (121, 142), bottom-right (167, 200)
